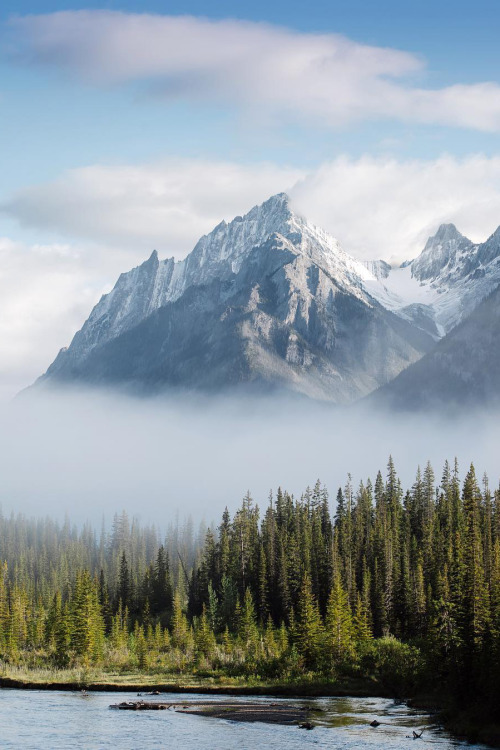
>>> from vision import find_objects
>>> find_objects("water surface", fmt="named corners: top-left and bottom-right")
top-left (0, 690), bottom-right (489, 749)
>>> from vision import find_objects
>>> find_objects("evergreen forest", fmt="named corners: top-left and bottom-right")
top-left (0, 458), bottom-right (499, 729)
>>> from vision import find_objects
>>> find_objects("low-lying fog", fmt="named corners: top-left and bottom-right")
top-left (1, 387), bottom-right (498, 524)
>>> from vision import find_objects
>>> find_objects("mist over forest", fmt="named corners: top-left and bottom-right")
top-left (1, 387), bottom-right (498, 525)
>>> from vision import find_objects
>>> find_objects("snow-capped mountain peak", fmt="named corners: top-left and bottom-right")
top-left (365, 220), bottom-right (500, 335)
top-left (39, 193), bottom-right (436, 403)
top-left (34, 195), bottom-right (500, 405)
top-left (411, 223), bottom-right (473, 283)
top-left (56, 193), bottom-right (382, 363)
top-left (426, 222), bottom-right (462, 244)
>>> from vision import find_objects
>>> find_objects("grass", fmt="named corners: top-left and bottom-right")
top-left (0, 662), bottom-right (389, 696)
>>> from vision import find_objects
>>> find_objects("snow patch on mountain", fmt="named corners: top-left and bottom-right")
top-left (364, 223), bottom-right (500, 335)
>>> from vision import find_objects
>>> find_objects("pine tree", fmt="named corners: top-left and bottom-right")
top-left (117, 552), bottom-right (132, 611)
top-left (110, 600), bottom-right (129, 651)
top-left (71, 571), bottom-right (105, 662)
top-left (324, 573), bottom-right (356, 668)
top-left (135, 625), bottom-right (149, 670)
top-left (219, 574), bottom-right (237, 631)
top-left (98, 569), bottom-right (112, 634)
top-left (50, 592), bottom-right (70, 667)
top-left (295, 572), bottom-right (323, 670)
top-left (194, 605), bottom-right (216, 660)
top-left (238, 588), bottom-right (258, 648)
top-left (462, 465), bottom-right (489, 656)
top-left (152, 545), bottom-right (173, 620)
top-left (0, 562), bottom-right (9, 651)
top-left (354, 593), bottom-right (373, 644)
top-left (257, 545), bottom-right (269, 623)
top-left (171, 589), bottom-right (191, 651)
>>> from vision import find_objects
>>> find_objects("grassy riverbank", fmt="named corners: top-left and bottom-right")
top-left (0, 666), bottom-right (389, 696)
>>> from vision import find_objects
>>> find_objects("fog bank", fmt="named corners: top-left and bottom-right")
top-left (1, 388), bottom-right (499, 524)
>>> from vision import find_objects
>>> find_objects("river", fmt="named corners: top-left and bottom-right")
top-left (0, 690), bottom-right (490, 749)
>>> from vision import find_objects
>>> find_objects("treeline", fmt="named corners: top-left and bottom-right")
top-left (0, 509), bottom-right (204, 603)
top-left (187, 459), bottom-right (500, 704)
top-left (0, 459), bottom-right (499, 713)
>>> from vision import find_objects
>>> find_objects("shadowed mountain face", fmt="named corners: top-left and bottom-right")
top-left (371, 282), bottom-right (500, 411)
top-left (38, 194), bottom-right (435, 403)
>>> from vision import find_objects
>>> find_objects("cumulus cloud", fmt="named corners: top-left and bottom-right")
top-left (4, 155), bottom-right (500, 264)
top-left (6, 10), bottom-right (500, 131)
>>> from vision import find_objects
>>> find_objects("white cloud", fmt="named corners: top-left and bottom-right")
top-left (0, 236), bottom-right (113, 400)
top-left (4, 154), bottom-right (500, 264)
top-left (289, 154), bottom-right (500, 263)
top-left (7, 10), bottom-right (500, 131)
top-left (2, 159), bottom-right (303, 255)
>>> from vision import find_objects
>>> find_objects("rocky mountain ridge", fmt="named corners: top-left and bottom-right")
top-left (37, 194), bottom-right (500, 405)
top-left (39, 194), bottom-right (434, 403)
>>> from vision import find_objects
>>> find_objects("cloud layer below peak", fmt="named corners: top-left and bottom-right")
top-left (6, 10), bottom-right (500, 131)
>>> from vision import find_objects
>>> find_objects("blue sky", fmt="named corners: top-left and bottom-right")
top-left (2, 0), bottom-right (499, 68)
top-left (2, 0), bottom-right (500, 195)
top-left (2, 1), bottom-right (500, 396)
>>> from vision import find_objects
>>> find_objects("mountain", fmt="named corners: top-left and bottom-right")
top-left (372, 282), bottom-right (500, 410)
top-left (361, 259), bottom-right (391, 280)
top-left (38, 194), bottom-right (434, 403)
top-left (365, 222), bottom-right (500, 335)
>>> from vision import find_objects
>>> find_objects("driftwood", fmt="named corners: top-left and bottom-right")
top-left (405, 728), bottom-right (426, 739)
top-left (110, 701), bottom-right (170, 711)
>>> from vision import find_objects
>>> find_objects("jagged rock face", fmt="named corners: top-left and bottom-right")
top-left (411, 224), bottom-right (473, 283)
top-left (63, 250), bottom-right (174, 361)
top-left (55, 194), bottom-right (372, 365)
top-left (372, 283), bottom-right (500, 411)
top-left (476, 226), bottom-right (500, 267)
top-left (40, 195), bottom-right (434, 403)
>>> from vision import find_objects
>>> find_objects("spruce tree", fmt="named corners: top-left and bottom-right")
top-left (324, 573), bottom-right (355, 668)
top-left (295, 572), bottom-right (324, 670)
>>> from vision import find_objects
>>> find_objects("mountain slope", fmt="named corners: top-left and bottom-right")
top-left (372, 282), bottom-right (500, 410)
top-left (39, 195), bottom-right (434, 403)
